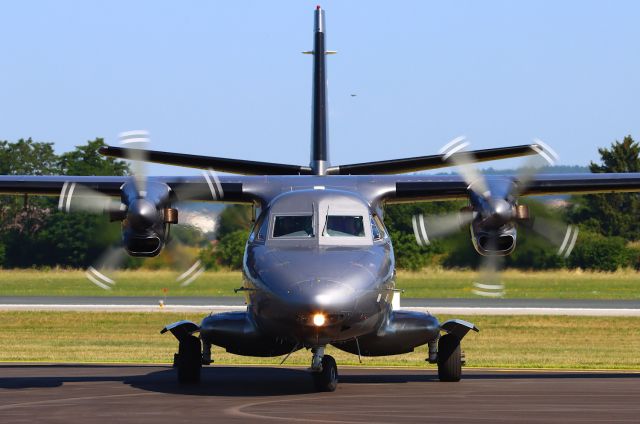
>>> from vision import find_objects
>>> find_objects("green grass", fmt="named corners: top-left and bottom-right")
top-left (398, 268), bottom-right (640, 299)
top-left (1, 311), bottom-right (639, 369)
top-left (0, 268), bottom-right (639, 299)
top-left (0, 269), bottom-right (242, 297)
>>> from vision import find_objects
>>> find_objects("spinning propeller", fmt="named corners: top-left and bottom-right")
top-left (58, 130), bottom-right (223, 290)
top-left (412, 137), bottom-right (578, 297)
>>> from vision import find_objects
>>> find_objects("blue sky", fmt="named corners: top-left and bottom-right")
top-left (1, 1), bottom-right (638, 175)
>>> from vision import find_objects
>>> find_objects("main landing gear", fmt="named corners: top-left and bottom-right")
top-left (436, 334), bottom-right (462, 382)
top-left (162, 321), bottom-right (205, 385)
top-left (428, 320), bottom-right (478, 382)
top-left (175, 335), bottom-right (202, 384)
top-left (310, 346), bottom-right (338, 392)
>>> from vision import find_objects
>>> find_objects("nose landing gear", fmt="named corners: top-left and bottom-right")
top-left (310, 346), bottom-right (338, 392)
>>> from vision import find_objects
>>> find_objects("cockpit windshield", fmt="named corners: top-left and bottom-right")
top-left (323, 215), bottom-right (365, 237)
top-left (273, 215), bottom-right (314, 238)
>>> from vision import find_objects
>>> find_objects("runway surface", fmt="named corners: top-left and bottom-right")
top-left (1, 296), bottom-right (639, 315)
top-left (1, 364), bottom-right (639, 423)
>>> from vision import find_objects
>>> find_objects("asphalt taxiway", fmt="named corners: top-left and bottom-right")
top-left (1, 364), bottom-right (639, 423)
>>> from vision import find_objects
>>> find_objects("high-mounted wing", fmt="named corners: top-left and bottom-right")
top-left (327, 144), bottom-right (539, 175)
top-left (99, 146), bottom-right (313, 175)
top-left (98, 144), bottom-right (541, 176)
top-left (391, 173), bottom-right (640, 202)
top-left (0, 175), bottom-right (248, 203)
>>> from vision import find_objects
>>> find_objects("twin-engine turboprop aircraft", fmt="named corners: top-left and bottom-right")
top-left (3, 6), bottom-right (640, 391)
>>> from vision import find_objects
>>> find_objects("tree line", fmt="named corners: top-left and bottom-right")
top-left (0, 136), bottom-right (639, 272)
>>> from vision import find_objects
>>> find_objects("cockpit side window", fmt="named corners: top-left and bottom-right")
top-left (249, 209), bottom-right (269, 243)
top-left (371, 216), bottom-right (382, 241)
top-left (372, 214), bottom-right (387, 240)
top-left (272, 215), bottom-right (314, 238)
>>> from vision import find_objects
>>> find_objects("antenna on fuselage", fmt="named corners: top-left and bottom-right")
top-left (303, 6), bottom-right (335, 176)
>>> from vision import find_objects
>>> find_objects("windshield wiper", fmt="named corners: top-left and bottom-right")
top-left (321, 205), bottom-right (330, 236)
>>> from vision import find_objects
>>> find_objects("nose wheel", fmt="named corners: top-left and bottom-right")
top-left (312, 355), bottom-right (338, 392)
top-left (310, 346), bottom-right (338, 392)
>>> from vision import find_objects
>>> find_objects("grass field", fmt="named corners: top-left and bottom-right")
top-left (0, 268), bottom-right (639, 299)
top-left (1, 311), bottom-right (639, 369)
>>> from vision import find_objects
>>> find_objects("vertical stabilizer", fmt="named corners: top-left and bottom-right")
top-left (309, 6), bottom-right (330, 175)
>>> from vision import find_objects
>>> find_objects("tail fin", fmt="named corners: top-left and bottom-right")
top-left (308, 6), bottom-right (331, 175)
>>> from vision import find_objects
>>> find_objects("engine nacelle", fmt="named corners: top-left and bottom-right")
top-left (123, 227), bottom-right (165, 257)
top-left (470, 222), bottom-right (517, 256)
top-left (465, 187), bottom-right (530, 257)
top-left (118, 181), bottom-right (178, 257)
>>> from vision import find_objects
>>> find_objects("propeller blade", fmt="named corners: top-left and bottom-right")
top-left (176, 259), bottom-right (206, 287)
top-left (439, 136), bottom-right (490, 198)
top-left (172, 168), bottom-right (225, 202)
top-left (530, 217), bottom-right (579, 258)
top-left (412, 210), bottom-right (474, 246)
top-left (84, 246), bottom-right (127, 290)
top-left (58, 182), bottom-right (123, 214)
top-left (472, 254), bottom-right (505, 297)
top-left (163, 238), bottom-right (206, 287)
top-left (512, 138), bottom-right (560, 196)
top-left (119, 130), bottom-right (150, 196)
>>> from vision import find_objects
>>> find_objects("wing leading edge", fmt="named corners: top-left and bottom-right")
top-left (98, 144), bottom-right (542, 176)
top-left (391, 173), bottom-right (640, 203)
top-left (3, 172), bottom-right (640, 206)
top-left (0, 175), bottom-right (248, 203)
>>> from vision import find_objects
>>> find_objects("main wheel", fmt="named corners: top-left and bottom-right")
top-left (312, 355), bottom-right (338, 392)
top-left (176, 335), bottom-right (202, 384)
top-left (437, 334), bottom-right (462, 382)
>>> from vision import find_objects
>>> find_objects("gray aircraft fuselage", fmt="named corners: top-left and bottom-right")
top-left (197, 176), bottom-right (444, 358)
top-left (243, 189), bottom-right (395, 347)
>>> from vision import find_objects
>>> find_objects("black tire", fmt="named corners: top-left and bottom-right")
top-left (176, 335), bottom-right (202, 384)
top-left (437, 334), bottom-right (462, 382)
top-left (312, 355), bottom-right (338, 392)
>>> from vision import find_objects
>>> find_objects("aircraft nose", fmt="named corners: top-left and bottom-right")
top-left (289, 279), bottom-right (358, 313)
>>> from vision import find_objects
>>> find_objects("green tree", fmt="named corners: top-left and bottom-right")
top-left (0, 138), bottom-right (58, 175)
top-left (0, 138), bottom-right (61, 264)
top-left (0, 138), bottom-right (129, 268)
top-left (566, 231), bottom-right (632, 272)
top-left (212, 230), bottom-right (247, 269)
top-left (16, 213), bottom-right (115, 268)
top-left (569, 135), bottom-right (640, 240)
top-left (58, 138), bottom-right (129, 176)
top-left (215, 205), bottom-right (252, 239)
top-left (384, 201), bottom-right (464, 270)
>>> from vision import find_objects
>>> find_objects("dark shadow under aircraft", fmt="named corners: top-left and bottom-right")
top-left (3, 6), bottom-right (640, 391)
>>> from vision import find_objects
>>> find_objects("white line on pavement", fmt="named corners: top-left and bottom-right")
top-left (0, 304), bottom-right (639, 316)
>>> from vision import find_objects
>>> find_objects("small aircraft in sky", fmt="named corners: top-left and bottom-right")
top-left (2, 6), bottom-right (640, 392)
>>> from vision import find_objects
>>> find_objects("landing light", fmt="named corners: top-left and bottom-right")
top-left (312, 313), bottom-right (326, 327)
